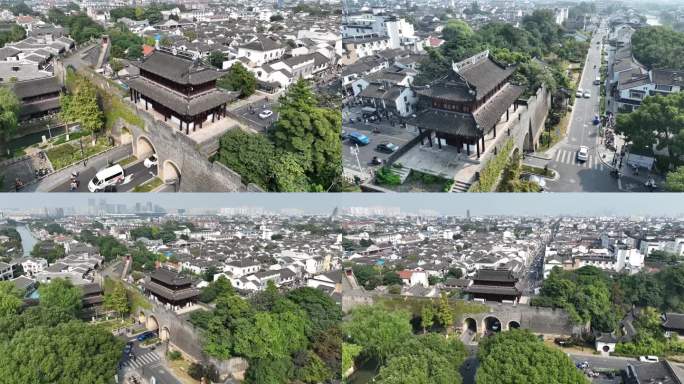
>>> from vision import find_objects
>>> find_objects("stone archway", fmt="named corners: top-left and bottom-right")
top-left (160, 326), bottom-right (171, 341)
top-left (464, 318), bottom-right (477, 333)
top-left (484, 316), bottom-right (502, 334)
top-left (508, 320), bottom-right (520, 330)
top-left (146, 314), bottom-right (159, 332)
top-left (162, 160), bottom-right (181, 189)
top-left (136, 135), bottom-right (156, 158)
top-left (138, 311), bottom-right (146, 324)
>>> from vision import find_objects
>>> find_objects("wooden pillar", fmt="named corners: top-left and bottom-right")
top-left (481, 136), bottom-right (485, 153)
top-left (466, 140), bottom-right (470, 156)
top-left (185, 121), bottom-right (189, 135)
top-left (476, 140), bottom-right (480, 158)
top-left (506, 109), bottom-right (509, 121)
top-left (419, 128), bottom-right (424, 145)
top-left (428, 133), bottom-right (433, 147)
top-left (493, 124), bottom-right (497, 138)
top-left (437, 134), bottom-right (442, 149)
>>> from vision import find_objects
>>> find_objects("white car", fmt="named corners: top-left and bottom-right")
top-left (576, 146), bottom-right (589, 162)
top-left (583, 91), bottom-right (591, 98)
top-left (639, 356), bottom-right (659, 363)
top-left (88, 164), bottom-right (125, 192)
top-left (258, 110), bottom-right (273, 119)
top-left (143, 154), bottom-right (158, 168)
top-left (576, 89), bottom-right (583, 98)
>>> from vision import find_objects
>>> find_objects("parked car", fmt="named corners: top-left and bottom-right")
top-left (348, 132), bottom-right (370, 146)
top-left (143, 154), bottom-right (158, 168)
top-left (136, 331), bottom-right (156, 342)
top-left (258, 110), bottom-right (273, 119)
top-left (583, 91), bottom-right (591, 98)
top-left (576, 89), bottom-right (584, 97)
top-left (639, 356), bottom-right (659, 363)
top-left (576, 146), bottom-right (589, 162)
top-left (376, 142), bottom-right (399, 153)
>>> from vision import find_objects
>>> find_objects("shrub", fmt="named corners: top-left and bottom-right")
top-left (167, 350), bottom-right (182, 360)
top-left (471, 139), bottom-right (514, 192)
top-left (375, 167), bottom-right (401, 186)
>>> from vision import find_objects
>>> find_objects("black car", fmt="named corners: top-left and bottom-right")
top-left (376, 143), bottom-right (399, 153)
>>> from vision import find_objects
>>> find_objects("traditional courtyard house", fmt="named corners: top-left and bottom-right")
top-left (10, 76), bottom-right (62, 121)
top-left (125, 48), bottom-right (237, 135)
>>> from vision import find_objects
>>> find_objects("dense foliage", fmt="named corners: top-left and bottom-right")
top-left (631, 26), bottom-right (684, 70)
top-left (108, 23), bottom-right (143, 60)
top-left (615, 92), bottom-right (684, 169)
top-left (476, 329), bottom-right (589, 384)
top-left (60, 72), bottom-right (104, 133)
top-left (31, 240), bottom-right (65, 264)
top-left (0, 24), bottom-right (26, 49)
top-left (190, 283), bottom-right (341, 383)
top-left (217, 79), bottom-right (342, 191)
top-left (108, 4), bottom-right (173, 24)
top-left (0, 281), bottom-right (121, 384)
top-left (216, 62), bottom-right (256, 97)
top-left (47, 8), bottom-right (104, 43)
top-left (0, 87), bottom-right (20, 140)
top-left (534, 264), bottom-right (684, 333)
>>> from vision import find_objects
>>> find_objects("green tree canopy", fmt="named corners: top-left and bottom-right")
top-left (217, 62), bottom-right (256, 97)
top-left (615, 92), bottom-right (684, 165)
top-left (271, 78), bottom-right (342, 190)
top-left (476, 329), bottom-right (589, 384)
top-left (343, 306), bottom-right (413, 362)
top-left (665, 166), bottom-right (684, 191)
top-left (0, 281), bottom-right (23, 317)
top-left (632, 26), bottom-right (684, 70)
top-left (60, 73), bottom-right (104, 133)
top-left (38, 278), bottom-right (83, 316)
top-left (0, 321), bottom-right (122, 384)
top-left (0, 87), bottom-right (20, 140)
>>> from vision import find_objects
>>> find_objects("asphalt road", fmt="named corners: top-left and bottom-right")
top-left (120, 337), bottom-right (181, 384)
top-left (342, 105), bottom-right (417, 173)
top-left (231, 100), bottom-right (280, 131)
top-left (51, 161), bottom-right (156, 192)
top-left (536, 24), bottom-right (626, 192)
top-left (569, 353), bottom-right (637, 371)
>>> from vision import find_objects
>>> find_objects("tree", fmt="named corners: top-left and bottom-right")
top-left (38, 278), bottom-right (83, 317)
top-left (376, 333), bottom-right (467, 384)
top-left (632, 26), bottom-right (684, 70)
top-left (217, 62), bottom-right (256, 97)
top-left (0, 282), bottom-right (23, 317)
top-left (244, 358), bottom-right (294, 384)
top-left (615, 92), bottom-right (684, 166)
top-left (271, 78), bottom-right (342, 190)
top-left (31, 240), bottom-right (65, 264)
top-left (286, 287), bottom-right (342, 338)
top-left (208, 51), bottom-right (226, 69)
top-left (60, 74), bottom-right (104, 133)
top-left (420, 304), bottom-right (435, 334)
top-left (435, 293), bottom-right (454, 333)
top-left (215, 128), bottom-right (275, 189)
top-left (0, 87), bottom-right (20, 141)
top-left (382, 270), bottom-right (402, 286)
top-left (0, 321), bottom-right (123, 384)
top-left (476, 329), bottom-right (589, 384)
top-left (270, 151), bottom-right (310, 191)
top-left (343, 306), bottom-right (413, 362)
top-left (104, 280), bottom-right (129, 318)
top-left (110, 58), bottom-right (124, 76)
top-left (232, 311), bottom-right (309, 360)
top-left (665, 166), bottom-right (684, 192)
top-left (270, 14), bottom-right (284, 22)
top-left (294, 351), bottom-right (332, 383)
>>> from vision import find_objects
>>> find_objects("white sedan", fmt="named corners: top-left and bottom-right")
top-left (143, 154), bottom-right (158, 168)
top-left (576, 146), bottom-right (589, 162)
top-left (576, 89), bottom-right (583, 98)
top-left (258, 110), bottom-right (273, 119)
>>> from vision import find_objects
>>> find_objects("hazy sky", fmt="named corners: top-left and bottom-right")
top-left (1, 193), bottom-right (684, 217)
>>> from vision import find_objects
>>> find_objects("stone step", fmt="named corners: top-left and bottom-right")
top-left (390, 166), bottom-right (411, 184)
top-left (451, 180), bottom-right (472, 193)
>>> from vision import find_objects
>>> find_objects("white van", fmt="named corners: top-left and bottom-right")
top-left (594, 76), bottom-right (601, 85)
top-left (88, 164), bottom-right (125, 192)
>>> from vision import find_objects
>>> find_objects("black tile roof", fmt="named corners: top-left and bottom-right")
top-left (406, 108), bottom-right (481, 138)
top-left (126, 76), bottom-right (237, 116)
top-left (663, 313), bottom-right (684, 330)
top-left (11, 76), bottom-right (62, 99)
top-left (150, 267), bottom-right (192, 286)
top-left (473, 84), bottom-right (524, 131)
top-left (135, 49), bottom-right (223, 85)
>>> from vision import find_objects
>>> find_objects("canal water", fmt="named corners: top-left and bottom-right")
top-left (15, 224), bottom-right (38, 257)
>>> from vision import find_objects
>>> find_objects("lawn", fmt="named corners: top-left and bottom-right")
top-left (132, 177), bottom-right (163, 192)
top-left (522, 164), bottom-right (555, 178)
top-left (117, 155), bottom-right (138, 167)
top-left (45, 137), bottom-right (112, 170)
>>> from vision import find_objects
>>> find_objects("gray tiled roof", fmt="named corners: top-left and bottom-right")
top-left (135, 49), bottom-right (223, 85)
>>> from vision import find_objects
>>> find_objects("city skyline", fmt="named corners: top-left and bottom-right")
top-left (2, 193), bottom-right (684, 217)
